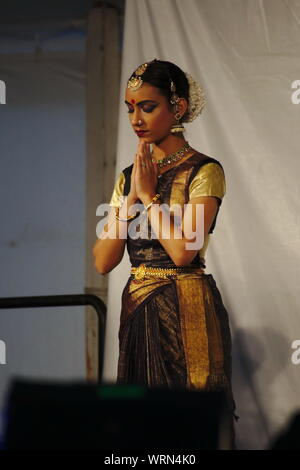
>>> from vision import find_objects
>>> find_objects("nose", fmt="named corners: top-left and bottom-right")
top-left (130, 109), bottom-right (143, 127)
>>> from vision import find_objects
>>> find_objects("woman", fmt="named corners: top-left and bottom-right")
top-left (93, 59), bottom-right (239, 449)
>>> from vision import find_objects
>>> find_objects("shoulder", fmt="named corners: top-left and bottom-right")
top-left (109, 164), bottom-right (134, 206)
top-left (119, 164), bottom-right (134, 196)
top-left (122, 163), bottom-right (134, 177)
top-left (187, 151), bottom-right (225, 181)
top-left (109, 169), bottom-right (127, 207)
top-left (187, 150), bottom-right (225, 172)
top-left (188, 151), bottom-right (226, 202)
top-left (115, 163), bottom-right (134, 185)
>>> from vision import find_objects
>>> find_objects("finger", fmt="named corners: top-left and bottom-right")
top-left (136, 147), bottom-right (146, 170)
top-left (146, 143), bottom-right (153, 165)
top-left (142, 140), bottom-right (148, 155)
top-left (142, 155), bottom-right (150, 170)
top-left (144, 142), bottom-right (151, 159)
top-left (135, 152), bottom-right (141, 164)
top-left (136, 154), bottom-right (142, 173)
top-left (132, 154), bottom-right (137, 172)
top-left (141, 142), bottom-right (151, 168)
top-left (138, 153), bottom-right (146, 172)
top-left (139, 140), bottom-right (144, 157)
top-left (141, 141), bottom-right (147, 159)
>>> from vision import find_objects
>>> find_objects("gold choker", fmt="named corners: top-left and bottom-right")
top-left (151, 142), bottom-right (192, 169)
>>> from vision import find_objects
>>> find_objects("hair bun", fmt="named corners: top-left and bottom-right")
top-left (182, 72), bottom-right (206, 123)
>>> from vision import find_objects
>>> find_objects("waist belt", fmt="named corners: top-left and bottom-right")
top-left (130, 263), bottom-right (205, 281)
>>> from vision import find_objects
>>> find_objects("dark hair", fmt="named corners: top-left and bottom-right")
top-left (128, 59), bottom-right (189, 118)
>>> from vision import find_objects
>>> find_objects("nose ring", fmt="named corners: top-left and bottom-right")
top-left (138, 119), bottom-right (143, 126)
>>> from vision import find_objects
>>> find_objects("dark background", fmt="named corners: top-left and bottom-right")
top-left (0, 0), bottom-right (125, 23)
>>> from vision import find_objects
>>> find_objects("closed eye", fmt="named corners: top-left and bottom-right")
top-left (126, 105), bottom-right (156, 113)
top-left (142, 106), bottom-right (156, 113)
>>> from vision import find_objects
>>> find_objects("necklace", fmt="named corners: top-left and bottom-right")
top-left (151, 142), bottom-right (192, 169)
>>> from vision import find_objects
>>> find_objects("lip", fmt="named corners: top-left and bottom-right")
top-left (135, 130), bottom-right (148, 136)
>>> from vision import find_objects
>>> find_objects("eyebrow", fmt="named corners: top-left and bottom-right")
top-left (124, 100), bottom-right (158, 105)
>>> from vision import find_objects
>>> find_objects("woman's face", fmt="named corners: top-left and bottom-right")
top-left (125, 83), bottom-right (175, 143)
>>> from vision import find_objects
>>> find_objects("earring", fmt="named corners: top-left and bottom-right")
top-left (169, 80), bottom-right (185, 133)
top-left (170, 112), bottom-right (185, 134)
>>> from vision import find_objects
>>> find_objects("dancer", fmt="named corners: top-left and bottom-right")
top-left (93, 59), bottom-right (238, 449)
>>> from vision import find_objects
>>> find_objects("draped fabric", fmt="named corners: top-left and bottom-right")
top-left (117, 273), bottom-right (238, 450)
top-left (104, 0), bottom-right (300, 450)
top-left (109, 151), bottom-right (238, 448)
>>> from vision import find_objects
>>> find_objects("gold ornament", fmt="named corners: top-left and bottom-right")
top-left (127, 62), bottom-right (149, 91)
top-left (152, 142), bottom-right (191, 168)
top-left (169, 81), bottom-right (185, 133)
top-left (170, 122), bottom-right (185, 134)
top-left (131, 263), bottom-right (204, 281)
top-left (127, 75), bottom-right (143, 91)
top-left (135, 63), bottom-right (148, 76)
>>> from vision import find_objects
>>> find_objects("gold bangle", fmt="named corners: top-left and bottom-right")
top-left (114, 206), bottom-right (139, 222)
top-left (143, 193), bottom-right (161, 213)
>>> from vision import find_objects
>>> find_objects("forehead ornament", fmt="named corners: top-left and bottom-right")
top-left (127, 62), bottom-right (149, 91)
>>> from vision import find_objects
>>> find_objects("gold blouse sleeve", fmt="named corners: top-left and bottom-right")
top-left (188, 162), bottom-right (226, 204)
top-left (108, 172), bottom-right (126, 208)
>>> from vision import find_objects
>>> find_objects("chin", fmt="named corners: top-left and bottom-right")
top-left (140, 136), bottom-right (154, 143)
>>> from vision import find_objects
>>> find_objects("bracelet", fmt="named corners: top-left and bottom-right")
top-left (114, 194), bottom-right (161, 221)
top-left (114, 196), bottom-right (142, 222)
top-left (115, 206), bottom-right (140, 222)
top-left (143, 193), bottom-right (161, 213)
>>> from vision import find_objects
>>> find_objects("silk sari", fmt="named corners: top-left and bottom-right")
top-left (109, 152), bottom-right (239, 449)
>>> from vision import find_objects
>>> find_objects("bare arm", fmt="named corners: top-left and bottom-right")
top-left (142, 193), bottom-right (219, 266)
top-left (92, 194), bottom-right (138, 274)
top-left (93, 146), bottom-right (140, 275)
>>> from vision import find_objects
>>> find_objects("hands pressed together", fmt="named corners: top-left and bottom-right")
top-left (128, 140), bottom-right (159, 204)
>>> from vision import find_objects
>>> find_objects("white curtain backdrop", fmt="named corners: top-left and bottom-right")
top-left (102, 0), bottom-right (300, 449)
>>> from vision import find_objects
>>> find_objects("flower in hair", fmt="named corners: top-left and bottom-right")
top-left (182, 72), bottom-right (206, 123)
